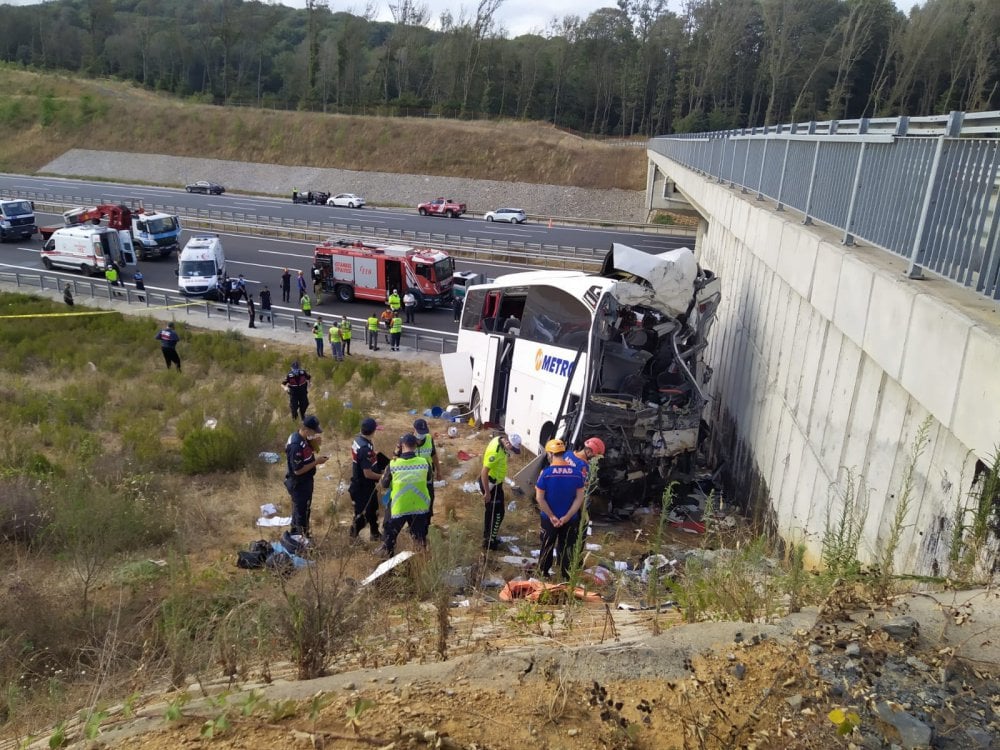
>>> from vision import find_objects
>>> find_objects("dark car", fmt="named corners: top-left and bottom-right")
top-left (185, 180), bottom-right (225, 195)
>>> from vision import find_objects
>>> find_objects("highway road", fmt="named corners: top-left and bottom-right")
top-left (0, 174), bottom-right (695, 337)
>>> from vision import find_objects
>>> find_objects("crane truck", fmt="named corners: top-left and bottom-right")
top-left (39, 204), bottom-right (181, 260)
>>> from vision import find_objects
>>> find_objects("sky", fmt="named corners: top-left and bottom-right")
top-left (329, 0), bottom-right (925, 39)
top-left (0, 0), bottom-right (927, 39)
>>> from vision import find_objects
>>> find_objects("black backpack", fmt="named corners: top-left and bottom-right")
top-left (236, 539), bottom-right (273, 569)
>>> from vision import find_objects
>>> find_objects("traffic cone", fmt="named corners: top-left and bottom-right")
top-left (548, 218), bottom-right (553, 229)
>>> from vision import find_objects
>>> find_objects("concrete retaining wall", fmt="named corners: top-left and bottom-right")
top-left (650, 154), bottom-right (1000, 575)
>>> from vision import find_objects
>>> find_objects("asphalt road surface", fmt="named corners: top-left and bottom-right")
top-left (0, 174), bottom-right (695, 337)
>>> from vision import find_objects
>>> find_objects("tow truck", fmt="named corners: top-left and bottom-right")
top-left (39, 204), bottom-right (181, 260)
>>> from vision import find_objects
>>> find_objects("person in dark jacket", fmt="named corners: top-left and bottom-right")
top-left (247, 295), bottom-right (256, 328)
top-left (453, 295), bottom-right (464, 323)
top-left (63, 283), bottom-right (74, 306)
top-left (349, 417), bottom-right (384, 541)
top-left (155, 321), bottom-right (181, 371)
top-left (285, 415), bottom-right (328, 538)
top-left (281, 360), bottom-right (311, 420)
top-left (281, 268), bottom-right (292, 303)
top-left (259, 286), bottom-right (272, 323)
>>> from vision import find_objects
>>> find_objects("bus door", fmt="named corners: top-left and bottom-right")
top-left (479, 333), bottom-right (509, 425)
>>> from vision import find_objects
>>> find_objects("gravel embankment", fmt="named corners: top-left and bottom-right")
top-left (41, 149), bottom-right (648, 222)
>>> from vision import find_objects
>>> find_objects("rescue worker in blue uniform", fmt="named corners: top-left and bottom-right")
top-left (535, 438), bottom-right (586, 580)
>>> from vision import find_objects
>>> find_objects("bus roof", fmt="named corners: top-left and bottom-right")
top-left (471, 269), bottom-right (616, 294)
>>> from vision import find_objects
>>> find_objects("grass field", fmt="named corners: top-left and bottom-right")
top-left (0, 65), bottom-right (646, 190)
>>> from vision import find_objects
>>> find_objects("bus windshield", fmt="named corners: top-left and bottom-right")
top-left (519, 285), bottom-right (593, 350)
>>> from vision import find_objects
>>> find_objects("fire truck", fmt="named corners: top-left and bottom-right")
top-left (313, 238), bottom-right (455, 309)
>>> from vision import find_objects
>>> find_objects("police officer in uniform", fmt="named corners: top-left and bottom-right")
top-left (281, 360), bottom-right (311, 420)
top-left (379, 433), bottom-right (432, 556)
top-left (285, 415), bottom-right (328, 538)
top-left (413, 419), bottom-right (442, 518)
top-left (349, 417), bottom-right (383, 541)
top-left (480, 431), bottom-right (522, 550)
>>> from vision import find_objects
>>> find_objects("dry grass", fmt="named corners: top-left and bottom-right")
top-left (0, 67), bottom-right (645, 189)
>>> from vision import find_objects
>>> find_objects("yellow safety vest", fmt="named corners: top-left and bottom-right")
top-left (367, 316), bottom-right (379, 331)
top-left (390, 317), bottom-right (403, 334)
top-left (312, 322), bottom-right (323, 339)
top-left (301, 295), bottom-right (312, 312)
top-left (415, 434), bottom-right (434, 462)
top-left (389, 455), bottom-right (431, 516)
top-left (388, 293), bottom-right (401, 310)
top-left (328, 325), bottom-right (342, 343)
top-left (340, 319), bottom-right (352, 339)
top-left (482, 436), bottom-right (508, 483)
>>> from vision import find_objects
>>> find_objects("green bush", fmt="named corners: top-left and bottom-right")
top-left (181, 426), bottom-right (242, 474)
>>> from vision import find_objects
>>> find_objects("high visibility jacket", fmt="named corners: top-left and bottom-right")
top-left (301, 295), bottom-right (312, 312)
top-left (328, 325), bottom-right (342, 343)
top-left (312, 322), bottom-right (323, 339)
top-left (390, 317), bottom-right (402, 334)
top-left (415, 434), bottom-right (434, 462)
top-left (340, 319), bottom-right (352, 339)
top-left (388, 455), bottom-right (430, 517)
top-left (387, 293), bottom-right (401, 311)
top-left (482, 436), bottom-right (509, 483)
top-left (105, 267), bottom-right (118, 283)
top-left (367, 315), bottom-right (379, 331)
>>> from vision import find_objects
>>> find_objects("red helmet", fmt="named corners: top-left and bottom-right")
top-left (584, 437), bottom-right (606, 456)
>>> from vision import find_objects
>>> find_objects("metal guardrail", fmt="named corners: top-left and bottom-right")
top-left (0, 270), bottom-right (459, 355)
top-left (10, 189), bottom-right (695, 270)
top-left (649, 110), bottom-right (1000, 301)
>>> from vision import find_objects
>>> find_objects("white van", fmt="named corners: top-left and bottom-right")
top-left (177, 235), bottom-right (225, 296)
top-left (40, 226), bottom-right (136, 276)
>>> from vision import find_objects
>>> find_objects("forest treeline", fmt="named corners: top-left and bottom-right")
top-left (0, 0), bottom-right (997, 137)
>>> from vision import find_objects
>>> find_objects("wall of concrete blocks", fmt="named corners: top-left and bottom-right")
top-left (649, 154), bottom-right (1000, 575)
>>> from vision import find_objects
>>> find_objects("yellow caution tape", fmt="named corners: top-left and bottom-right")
top-left (0, 301), bottom-right (200, 319)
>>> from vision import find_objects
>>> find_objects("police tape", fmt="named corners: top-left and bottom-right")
top-left (0, 301), bottom-right (200, 319)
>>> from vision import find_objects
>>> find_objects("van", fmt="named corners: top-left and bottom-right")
top-left (0, 199), bottom-right (37, 241)
top-left (452, 271), bottom-right (488, 299)
top-left (40, 226), bottom-right (136, 276)
top-left (177, 235), bottom-right (225, 296)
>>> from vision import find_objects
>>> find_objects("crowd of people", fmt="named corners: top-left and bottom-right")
top-left (276, 368), bottom-right (606, 580)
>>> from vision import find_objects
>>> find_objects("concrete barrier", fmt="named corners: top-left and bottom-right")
top-left (650, 152), bottom-right (1000, 576)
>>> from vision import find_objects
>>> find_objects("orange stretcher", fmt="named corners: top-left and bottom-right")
top-left (499, 579), bottom-right (602, 603)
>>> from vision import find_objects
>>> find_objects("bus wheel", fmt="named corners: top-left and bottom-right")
top-left (41, 257), bottom-right (53, 270)
top-left (336, 284), bottom-right (354, 303)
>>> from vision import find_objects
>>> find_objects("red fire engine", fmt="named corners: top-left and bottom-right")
top-left (313, 238), bottom-right (456, 308)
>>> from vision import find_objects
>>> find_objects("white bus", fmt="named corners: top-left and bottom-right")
top-left (441, 243), bottom-right (721, 505)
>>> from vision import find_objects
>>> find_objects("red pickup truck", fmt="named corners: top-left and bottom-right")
top-left (417, 197), bottom-right (466, 218)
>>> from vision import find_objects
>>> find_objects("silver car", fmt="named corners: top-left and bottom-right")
top-left (326, 193), bottom-right (366, 208)
top-left (484, 207), bottom-right (526, 224)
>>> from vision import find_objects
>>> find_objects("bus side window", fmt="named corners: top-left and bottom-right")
top-left (462, 288), bottom-right (488, 331)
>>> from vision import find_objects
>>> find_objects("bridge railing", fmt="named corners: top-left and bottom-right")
top-left (0, 270), bottom-right (459, 355)
top-left (649, 110), bottom-right (1000, 301)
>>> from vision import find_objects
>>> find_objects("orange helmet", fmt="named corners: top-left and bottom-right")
top-left (544, 438), bottom-right (566, 454)
top-left (584, 437), bottom-right (606, 456)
